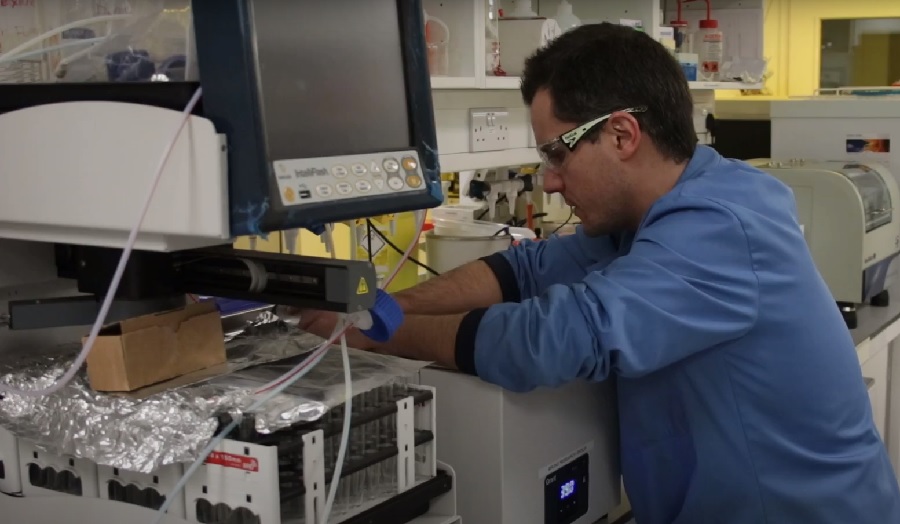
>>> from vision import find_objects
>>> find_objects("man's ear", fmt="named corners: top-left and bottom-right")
top-left (607, 111), bottom-right (642, 159)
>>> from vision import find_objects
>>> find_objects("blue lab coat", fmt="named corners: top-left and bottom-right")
top-left (455, 145), bottom-right (900, 523)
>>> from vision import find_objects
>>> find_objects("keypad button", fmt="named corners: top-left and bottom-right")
top-left (387, 177), bottom-right (404, 191)
top-left (401, 156), bottom-right (418, 171)
top-left (383, 158), bottom-right (400, 173)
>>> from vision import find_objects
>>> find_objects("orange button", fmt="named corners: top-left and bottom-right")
top-left (284, 187), bottom-right (296, 202)
top-left (401, 156), bottom-right (418, 171)
top-left (406, 175), bottom-right (422, 188)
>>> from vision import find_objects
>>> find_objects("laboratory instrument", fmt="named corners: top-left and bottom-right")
top-left (419, 370), bottom-right (619, 524)
top-left (755, 159), bottom-right (900, 328)
top-left (770, 95), bottom-right (900, 189)
top-left (418, 202), bottom-right (619, 523)
top-left (769, 93), bottom-right (900, 326)
top-left (0, 2), bottom-right (627, 523)
top-left (0, 1), bottom-right (455, 523)
top-left (0, 0), bottom-right (444, 320)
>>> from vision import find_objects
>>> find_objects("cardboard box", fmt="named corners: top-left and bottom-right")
top-left (85, 302), bottom-right (227, 392)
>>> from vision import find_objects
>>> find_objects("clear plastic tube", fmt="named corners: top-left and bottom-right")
top-left (320, 321), bottom-right (352, 523)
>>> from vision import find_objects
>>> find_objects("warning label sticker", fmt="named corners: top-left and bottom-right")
top-left (205, 451), bottom-right (260, 472)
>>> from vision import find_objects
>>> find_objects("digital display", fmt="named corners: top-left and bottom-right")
top-left (560, 479), bottom-right (576, 500)
top-left (544, 453), bottom-right (589, 523)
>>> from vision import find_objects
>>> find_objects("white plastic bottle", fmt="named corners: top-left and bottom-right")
top-left (696, 19), bottom-right (723, 82)
top-left (555, 0), bottom-right (581, 32)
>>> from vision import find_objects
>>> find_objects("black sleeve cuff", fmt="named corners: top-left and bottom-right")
top-left (480, 252), bottom-right (521, 303)
top-left (455, 307), bottom-right (488, 376)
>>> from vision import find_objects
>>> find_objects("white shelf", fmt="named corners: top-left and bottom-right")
top-left (431, 76), bottom-right (479, 89)
top-left (484, 76), bottom-right (522, 90)
top-left (688, 81), bottom-right (763, 90)
top-left (478, 77), bottom-right (762, 92)
top-left (439, 148), bottom-right (539, 172)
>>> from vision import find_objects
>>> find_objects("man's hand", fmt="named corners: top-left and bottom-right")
top-left (278, 305), bottom-right (463, 369)
top-left (278, 307), bottom-right (378, 350)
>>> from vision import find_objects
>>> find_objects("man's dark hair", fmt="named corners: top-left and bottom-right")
top-left (521, 23), bottom-right (697, 163)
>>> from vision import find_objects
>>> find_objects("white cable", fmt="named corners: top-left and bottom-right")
top-left (0, 87), bottom-right (203, 398)
top-left (321, 322), bottom-right (352, 524)
top-left (319, 225), bottom-right (351, 524)
top-left (323, 223), bottom-right (336, 258)
top-left (383, 209), bottom-right (427, 286)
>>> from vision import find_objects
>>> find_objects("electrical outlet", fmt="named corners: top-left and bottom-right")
top-left (469, 107), bottom-right (510, 153)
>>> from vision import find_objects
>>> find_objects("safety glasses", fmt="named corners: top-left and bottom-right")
top-left (536, 106), bottom-right (647, 170)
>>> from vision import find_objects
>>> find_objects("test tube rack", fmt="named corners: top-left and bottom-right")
top-left (1, 383), bottom-right (450, 524)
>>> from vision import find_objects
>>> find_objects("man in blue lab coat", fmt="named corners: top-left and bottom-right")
top-left (295, 23), bottom-right (900, 523)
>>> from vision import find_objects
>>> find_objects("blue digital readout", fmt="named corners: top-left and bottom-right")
top-left (560, 479), bottom-right (576, 500)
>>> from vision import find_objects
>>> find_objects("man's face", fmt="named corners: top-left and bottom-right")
top-left (530, 89), bottom-right (633, 237)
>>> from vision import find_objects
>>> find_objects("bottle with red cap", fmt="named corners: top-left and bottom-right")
top-left (696, 15), bottom-right (723, 82)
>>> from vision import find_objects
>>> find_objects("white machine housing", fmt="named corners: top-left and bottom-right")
top-left (0, 102), bottom-right (229, 252)
top-left (419, 370), bottom-right (619, 524)
top-left (770, 97), bottom-right (900, 191)
top-left (755, 159), bottom-right (900, 305)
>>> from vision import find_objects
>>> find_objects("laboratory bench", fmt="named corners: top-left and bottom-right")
top-left (850, 280), bottom-right (900, 478)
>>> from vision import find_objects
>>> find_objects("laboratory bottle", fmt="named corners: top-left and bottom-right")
top-left (423, 9), bottom-right (450, 77)
top-left (485, 1), bottom-right (501, 75)
top-left (696, 19), bottom-right (723, 82)
top-left (670, 21), bottom-right (692, 54)
top-left (555, 0), bottom-right (581, 32)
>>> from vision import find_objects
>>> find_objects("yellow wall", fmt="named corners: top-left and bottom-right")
top-left (720, 0), bottom-right (900, 100)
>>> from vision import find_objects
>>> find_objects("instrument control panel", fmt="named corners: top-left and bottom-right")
top-left (273, 150), bottom-right (427, 207)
